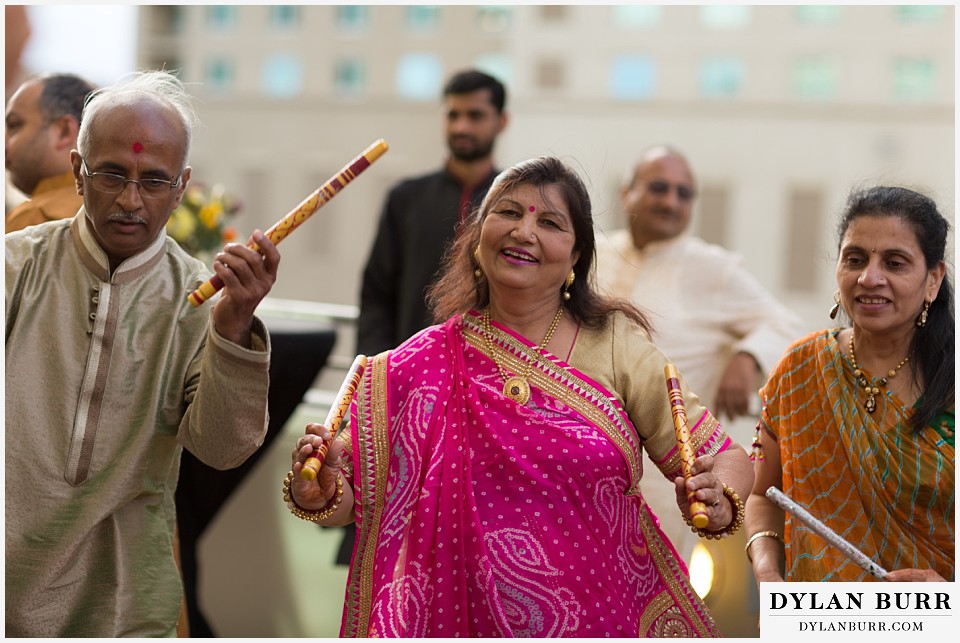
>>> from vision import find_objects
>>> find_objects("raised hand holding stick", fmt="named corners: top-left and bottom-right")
top-left (188, 139), bottom-right (389, 307)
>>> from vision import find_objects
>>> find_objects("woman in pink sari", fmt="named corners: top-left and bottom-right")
top-left (285, 157), bottom-right (754, 637)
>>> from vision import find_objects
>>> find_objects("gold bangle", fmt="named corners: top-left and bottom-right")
top-left (745, 530), bottom-right (784, 563)
top-left (282, 469), bottom-right (344, 523)
top-left (684, 482), bottom-right (745, 540)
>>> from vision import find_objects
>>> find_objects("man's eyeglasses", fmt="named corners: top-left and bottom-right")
top-left (80, 159), bottom-right (182, 198)
top-left (645, 180), bottom-right (696, 202)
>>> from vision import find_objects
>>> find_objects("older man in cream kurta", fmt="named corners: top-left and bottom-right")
top-left (5, 214), bottom-right (273, 635)
top-left (5, 71), bottom-right (281, 637)
top-left (596, 147), bottom-right (803, 564)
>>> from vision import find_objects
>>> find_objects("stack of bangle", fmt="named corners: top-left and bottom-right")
top-left (684, 482), bottom-right (744, 540)
top-left (283, 469), bottom-right (344, 523)
top-left (745, 530), bottom-right (784, 563)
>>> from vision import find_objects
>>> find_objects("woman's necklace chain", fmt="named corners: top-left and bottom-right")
top-left (847, 332), bottom-right (909, 413)
top-left (481, 304), bottom-right (564, 405)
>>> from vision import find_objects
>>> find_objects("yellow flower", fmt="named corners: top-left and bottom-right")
top-left (166, 207), bottom-right (197, 240)
top-left (199, 200), bottom-right (224, 229)
top-left (165, 182), bottom-right (240, 257)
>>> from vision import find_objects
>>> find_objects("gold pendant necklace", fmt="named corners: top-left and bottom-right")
top-left (481, 304), bottom-right (564, 405)
top-left (847, 332), bottom-right (909, 413)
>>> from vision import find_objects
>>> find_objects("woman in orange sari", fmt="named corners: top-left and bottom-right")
top-left (745, 186), bottom-right (954, 583)
top-left (285, 157), bottom-right (754, 636)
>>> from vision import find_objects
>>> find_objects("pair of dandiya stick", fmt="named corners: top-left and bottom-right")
top-left (303, 358), bottom-right (888, 582)
top-left (665, 363), bottom-right (888, 580)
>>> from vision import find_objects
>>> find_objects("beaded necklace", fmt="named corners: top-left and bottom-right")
top-left (481, 304), bottom-right (564, 405)
top-left (847, 332), bottom-right (909, 413)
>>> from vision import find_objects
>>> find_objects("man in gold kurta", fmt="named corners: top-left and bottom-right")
top-left (5, 72), bottom-right (96, 232)
top-left (5, 71), bottom-right (281, 636)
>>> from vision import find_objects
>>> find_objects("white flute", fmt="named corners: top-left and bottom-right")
top-left (765, 486), bottom-right (888, 580)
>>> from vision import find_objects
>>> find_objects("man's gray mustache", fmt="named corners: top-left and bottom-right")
top-left (107, 212), bottom-right (147, 225)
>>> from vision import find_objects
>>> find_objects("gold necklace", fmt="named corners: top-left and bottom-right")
top-left (481, 304), bottom-right (564, 405)
top-left (847, 332), bottom-right (909, 413)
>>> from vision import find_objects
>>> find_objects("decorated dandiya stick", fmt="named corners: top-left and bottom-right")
top-left (187, 139), bottom-right (390, 307)
top-left (664, 364), bottom-right (710, 529)
top-left (300, 354), bottom-right (367, 482)
top-left (765, 486), bottom-right (888, 580)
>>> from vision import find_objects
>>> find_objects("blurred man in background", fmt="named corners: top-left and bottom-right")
top-left (356, 68), bottom-right (509, 356)
top-left (596, 145), bottom-right (803, 563)
top-left (6, 72), bottom-right (96, 231)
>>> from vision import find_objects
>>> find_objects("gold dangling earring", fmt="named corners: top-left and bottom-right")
top-left (473, 246), bottom-right (482, 279)
top-left (916, 300), bottom-right (930, 327)
top-left (563, 270), bottom-right (575, 301)
top-left (829, 290), bottom-right (841, 320)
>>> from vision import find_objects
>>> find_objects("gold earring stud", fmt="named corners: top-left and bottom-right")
top-left (473, 246), bottom-right (482, 279)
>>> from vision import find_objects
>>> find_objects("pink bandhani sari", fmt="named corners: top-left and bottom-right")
top-left (340, 313), bottom-right (720, 637)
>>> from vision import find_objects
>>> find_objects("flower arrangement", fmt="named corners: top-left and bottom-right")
top-left (166, 182), bottom-right (240, 258)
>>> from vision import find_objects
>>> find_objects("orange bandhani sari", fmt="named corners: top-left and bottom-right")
top-left (756, 329), bottom-right (954, 581)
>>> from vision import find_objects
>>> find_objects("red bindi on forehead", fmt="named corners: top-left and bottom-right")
top-left (133, 141), bottom-right (143, 154)
top-left (528, 205), bottom-right (536, 212)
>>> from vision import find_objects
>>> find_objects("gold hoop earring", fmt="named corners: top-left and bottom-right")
top-left (563, 270), bottom-right (575, 301)
top-left (473, 246), bottom-right (482, 279)
top-left (916, 300), bottom-right (930, 327)
top-left (829, 290), bottom-right (841, 320)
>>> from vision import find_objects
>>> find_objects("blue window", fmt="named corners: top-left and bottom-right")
top-left (476, 6), bottom-right (512, 33)
top-left (337, 5), bottom-right (370, 31)
top-left (162, 6), bottom-right (185, 34)
top-left (893, 58), bottom-right (936, 101)
top-left (205, 58), bottom-right (234, 92)
top-left (796, 5), bottom-right (842, 24)
top-left (612, 5), bottom-right (662, 29)
top-left (406, 6), bottom-right (441, 32)
top-left (896, 5), bottom-right (944, 23)
top-left (335, 58), bottom-right (367, 95)
top-left (610, 55), bottom-right (656, 100)
top-left (699, 57), bottom-right (744, 99)
top-left (699, 5), bottom-right (750, 29)
top-left (207, 5), bottom-right (237, 30)
top-left (396, 54), bottom-right (442, 101)
top-left (793, 55), bottom-right (838, 101)
top-left (270, 6), bottom-right (300, 30)
top-left (262, 54), bottom-right (303, 98)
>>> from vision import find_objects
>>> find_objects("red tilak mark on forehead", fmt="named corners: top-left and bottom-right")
top-left (133, 142), bottom-right (144, 153)
top-left (528, 205), bottom-right (536, 212)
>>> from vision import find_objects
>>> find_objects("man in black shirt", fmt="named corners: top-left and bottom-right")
top-left (357, 69), bottom-right (509, 356)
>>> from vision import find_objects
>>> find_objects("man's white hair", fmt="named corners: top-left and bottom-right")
top-left (77, 70), bottom-right (198, 171)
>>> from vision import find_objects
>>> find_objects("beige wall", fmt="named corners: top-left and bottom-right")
top-left (138, 5), bottom-right (954, 339)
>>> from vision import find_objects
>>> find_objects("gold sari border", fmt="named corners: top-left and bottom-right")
top-left (342, 350), bottom-right (390, 637)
